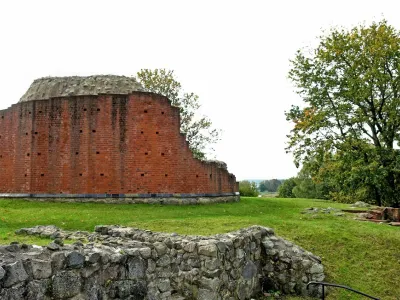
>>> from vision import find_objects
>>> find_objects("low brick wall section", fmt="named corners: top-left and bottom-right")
top-left (0, 225), bottom-right (324, 299)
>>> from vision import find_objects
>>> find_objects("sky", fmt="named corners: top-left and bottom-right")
top-left (0, 0), bottom-right (399, 180)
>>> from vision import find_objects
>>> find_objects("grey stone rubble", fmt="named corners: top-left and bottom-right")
top-left (1, 225), bottom-right (325, 299)
top-left (350, 201), bottom-right (371, 208)
top-left (301, 207), bottom-right (345, 216)
top-left (19, 75), bottom-right (146, 102)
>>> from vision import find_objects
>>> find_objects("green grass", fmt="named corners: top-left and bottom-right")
top-left (0, 197), bottom-right (399, 299)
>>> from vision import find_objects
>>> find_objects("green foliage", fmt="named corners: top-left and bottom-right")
top-left (287, 20), bottom-right (400, 207)
top-left (277, 178), bottom-right (296, 198)
top-left (259, 179), bottom-right (282, 192)
top-left (292, 178), bottom-right (318, 199)
top-left (136, 69), bottom-right (220, 159)
top-left (239, 180), bottom-right (259, 197)
top-left (291, 162), bottom-right (330, 199)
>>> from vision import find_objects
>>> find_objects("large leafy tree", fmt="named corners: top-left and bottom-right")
top-left (287, 20), bottom-right (400, 207)
top-left (136, 69), bottom-right (220, 160)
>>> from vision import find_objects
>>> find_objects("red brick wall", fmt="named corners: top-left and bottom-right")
top-left (0, 93), bottom-right (238, 195)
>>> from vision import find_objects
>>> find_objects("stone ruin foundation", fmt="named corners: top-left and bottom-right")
top-left (350, 202), bottom-right (400, 226)
top-left (0, 225), bottom-right (325, 299)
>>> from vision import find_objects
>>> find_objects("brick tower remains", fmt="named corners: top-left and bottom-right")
top-left (0, 76), bottom-right (239, 204)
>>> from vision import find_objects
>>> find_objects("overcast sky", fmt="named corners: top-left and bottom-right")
top-left (0, 1), bottom-right (399, 180)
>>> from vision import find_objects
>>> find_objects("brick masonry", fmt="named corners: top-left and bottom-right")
top-left (0, 92), bottom-right (238, 197)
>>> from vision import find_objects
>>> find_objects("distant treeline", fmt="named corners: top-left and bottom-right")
top-left (239, 179), bottom-right (283, 197)
top-left (239, 176), bottom-right (327, 199)
top-left (258, 179), bottom-right (282, 193)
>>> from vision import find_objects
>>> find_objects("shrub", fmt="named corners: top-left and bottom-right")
top-left (239, 181), bottom-right (259, 197)
top-left (277, 178), bottom-right (296, 198)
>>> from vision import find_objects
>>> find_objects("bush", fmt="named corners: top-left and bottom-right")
top-left (239, 181), bottom-right (259, 197)
top-left (277, 178), bottom-right (296, 198)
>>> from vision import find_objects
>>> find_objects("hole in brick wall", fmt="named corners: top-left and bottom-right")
top-left (84, 108), bottom-right (87, 111)
top-left (80, 130), bottom-right (83, 133)
top-left (24, 174), bottom-right (27, 177)
top-left (210, 174), bottom-right (212, 179)
top-left (28, 112), bottom-right (31, 114)
top-left (1, 116), bottom-right (3, 119)
top-left (196, 175), bottom-right (199, 178)
top-left (79, 173), bottom-right (83, 176)
top-left (41, 174), bottom-right (44, 177)
top-left (39, 111), bottom-right (42, 113)
top-left (0, 155), bottom-right (2, 158)
top-left (27, 153), bottom-right (30, 157)
top-left (144, 110), bottom-right (148, 113)
top-left (97, 108), bottom-right (100, 111)
top-left (141, 173), bottom-right (144, 177)
top-left (156, 131), bottom-right (159, 134)
top-left (34, 132), bottom-right (38, 135)
top-left (165, 174), bottom-right (168, 177)
top-left (92, 130), bottom-right (96, 133)
top-left (37, 153), bottom-right (41, 156)
top-left (0, 136), bottom-right (1, 139)
top-left (96, 151), bottom-right (100, 154)
top-left (161, 153), bottom-right (165, 156)
top-left (141, 131), bottom-right (144, 134)
top-left (76, 152), bottom-right (79, 155)
top-left (100, 173), bottom-right (104, 176)
top-left (145, 152), bottom-right (148, 155)
top-left (128, 190), bottom-right (131, 192)
top-left (25, 133), bottom-right (28, 135)
top-left (161, 111), bottom-right (164, 115)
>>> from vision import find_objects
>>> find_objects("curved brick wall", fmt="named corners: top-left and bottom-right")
top-left (0, 92), bottom-right (238, 198)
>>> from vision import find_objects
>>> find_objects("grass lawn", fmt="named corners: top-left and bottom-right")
top-left (0, 197), bottom-right (399, 299)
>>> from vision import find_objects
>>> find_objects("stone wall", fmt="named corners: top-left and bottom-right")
top-left (0, 92), bottom-right (238, 196)
top-left (0, 225), bottom-right (325, 299)
top-left (19, 76), bottom-right (145, 102)
top-left (0, 195), bottom-right (240, 205)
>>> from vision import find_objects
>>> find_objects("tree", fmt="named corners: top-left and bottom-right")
top-left (277, 178), bottom-right (297, 198)
top-left (259, 179), bottom-right (282, 192)
top-left (136, 69), bottom-right (220, 159)
top-left (239, 181), bottom-right (259, 197)
top-left (287, 20), bottom-right (400, 206)
top-left (292, 164), bottom-right (329, 199)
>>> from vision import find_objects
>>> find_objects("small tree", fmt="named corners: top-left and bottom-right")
top-left (259, 179), bottom-right (282, 192)
top-left (239, 181), bottom-right (259, 197)
top-left (278, 178), bottom-right (297, 198)
top-left (136, 69), bottom-right (220, 160)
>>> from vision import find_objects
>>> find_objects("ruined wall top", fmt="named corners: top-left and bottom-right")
top-left (19, 75), bottom-right (145, 102)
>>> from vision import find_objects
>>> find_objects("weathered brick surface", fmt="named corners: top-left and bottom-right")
top-left (0, 93), bottom-right (238, 195)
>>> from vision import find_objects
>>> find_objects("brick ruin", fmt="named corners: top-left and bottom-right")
top-left (0, 76), bottom-right (239, 202)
